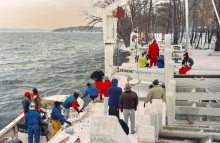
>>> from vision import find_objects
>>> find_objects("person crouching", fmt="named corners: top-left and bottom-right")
top-left (51, 101), bottom-right (72, 136)
top-left (25, 103), bottom-right (42, 143)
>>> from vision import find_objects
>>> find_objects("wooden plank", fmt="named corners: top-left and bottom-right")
top-left (175, 106), bottom-right (220, 116)
top-left (176, 92), bottom-right (220, 100)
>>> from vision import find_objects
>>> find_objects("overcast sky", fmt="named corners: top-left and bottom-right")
top-left (0, 0), bottom-right (92, 29)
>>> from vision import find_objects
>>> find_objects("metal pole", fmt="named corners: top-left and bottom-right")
top-left (185, 0), bottom-right (189, 50)
top-left (212, 0), bottom-right (220, 26)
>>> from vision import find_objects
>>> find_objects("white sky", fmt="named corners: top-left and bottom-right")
top-left (0, 0), bottom-right (93, 29)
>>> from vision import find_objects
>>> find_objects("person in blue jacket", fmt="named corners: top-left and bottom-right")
top-left (82, 83), bottom-right (100, 103)
top-left (157, 54), bottom-right (164, 68)
top-left (25, 103), bottom-right (42, 143)
top-left (107, 78), bottom-right (122, 118)
top-left (51, 101), bottom-right (72, 136)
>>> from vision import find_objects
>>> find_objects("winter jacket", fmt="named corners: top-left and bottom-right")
top-left (62, 95), bottom-right (79, 111)
top-left (51, 106), bottom-right (67, 122)
top-left (138, 55), bottom-right (147, 68)
top-left (107, 79), bottom-right (122, 107)
top-left (100, 80), bottom-right (112, 97)
top-left (90, 71), bottom-right (105, 81)
top-left (182, 57), bottom-right (194, 67)
top-left (157, 55), bottom-right (164, 68)
top-left (145, 85), bottom-right (166, 103)
top-left (25, 110), bottom-right (42, 128)
top-left (120, 90), bottom-right (138, 109)
top-left (22, 98), bottom-right (30, 112)
top-left (83, 86), bottom-right (100, 97)
top-left (148, 43), bottom-right (159, 58)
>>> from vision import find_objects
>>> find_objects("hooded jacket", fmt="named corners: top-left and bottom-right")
top-left (148, 43), bottom-right (159, 58)
top-left (138, 55), bottom-right (147, 68)
top-left (51, 106), bottom-right (67, 122)
top-left (25, 110), bottom-right (42, 128)
top-left (182, 57), bottom-right (194, 67)
top-left (22, 93), bottom-right (31, 113)
top-left (157, 55), bottom-right (164, 68)
top-left (100, 80), bottom-right (112, 97)
top-left (83, 86), bottom-right (100, 97)
top-left (107, 79), bottom-right (122, 107)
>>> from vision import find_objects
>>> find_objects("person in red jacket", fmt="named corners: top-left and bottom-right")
top-left (99, 76), bottom-right (112, 115)
top-left (148, 39), bottom-right (159, 67)
top-left (32, 88), bottom-right (45, 113)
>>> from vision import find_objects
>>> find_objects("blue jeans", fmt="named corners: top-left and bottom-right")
top-left (103, 97), bottom-right (109, 115)
top-left (28, 125), bottom-right (40, 143)
top-left (123, 109), bottom-right (135, 133)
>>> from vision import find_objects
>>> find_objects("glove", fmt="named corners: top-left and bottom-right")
top-left (148, 55), bottom-right (151, 59)
top-left (94, 78), bottom-right (97, 81)
top-left (66, 121), bottom-right (72, 126)
top-left (77, 104), bottom-right (80, 107)
top-left (144, 103), bottom-right (146, 108)
top-left (120, 107), bottom-right (123, 112)
top-left (135, 107), bottom-right (137, 111)
top-left (78, 110), bottom-right (83, 114)
top-left (100, 96), bottom-right (103, 101)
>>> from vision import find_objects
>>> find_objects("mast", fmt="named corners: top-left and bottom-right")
top-left (185, 0), bottom-right (189, 50)
top-left (212, 0), bottom-right (220, 26)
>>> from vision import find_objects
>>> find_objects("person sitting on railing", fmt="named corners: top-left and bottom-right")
top-left (82, 83), bottom-right (100, 103)
top-left (179, 52), bottom-right (194, 74)
top-left (22, 91), bottom-right (31, 116)
top-left (25, 103), bottom-right (42, 143)
top-left (62, 92), bottom-right (83, 119)
top-left (157, 54), bottom-right (164, 68)
top-left (51, 101), bottom-right (72, 136)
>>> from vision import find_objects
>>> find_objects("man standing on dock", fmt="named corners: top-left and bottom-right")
top-left (107, 78), bottom-right (122, 118)
top-left (99, 76), bottom-right (112, 115)
top-left (144, 79), bottom-right (166, 105)
top-left (148, 39), bottom-right (159, 67)
top-left (120, 84), bottom-right (138, 134)
top-left (90, 67), bottom-right (105, 91)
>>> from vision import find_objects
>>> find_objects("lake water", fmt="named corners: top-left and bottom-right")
top-left (0, 32), bottom-right (105, 130)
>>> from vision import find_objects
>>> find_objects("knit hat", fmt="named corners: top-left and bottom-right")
top-left (184, 52), bottom-right (188, 56)
top-left (33, 88), bottom-right (38, 94)
top-left (87, 83), bottom-right (91, 87)
top-left (24, 92), bottom-right (31, 98)
top-left (54, 101), bottom-right (62, 107)
top-left (73, 92), bottom-right (79, 98)
top-left (153, 79), bottom-right (159, 85)
top-left (124, 83), bottom-right (132, 91)
top-left (104, 76), bottom-right (109, 80)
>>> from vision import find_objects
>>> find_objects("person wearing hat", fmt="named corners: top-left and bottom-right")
top-left (51, 101), bottom-right (72, 136)
top-left (120, 83), bottom-right (138, 134)
top-left (179, 52), bottom-right (194, 74)
top-left (62, 92), bottom-right (82, 119)
top-left (99, 76), bottom-right (112, 115)
top-left (148, 39), bottom-right (159, 67)
top-left (144, 79), bottom-right (166, 105)
top-left (82, 83), bottom-right (100, 103)
top-left (22, 91), bottom-right (31, 116)
top-left (107, 78), bottom-right (122, 118)
top-left (90, 68), bottom-right (105, 91)
top-left (138, 52), bottom-right (148, 68)
top-left (157, 54), bottom-right (164, 68)
top-left (25, 103), bottom-right (42, 143)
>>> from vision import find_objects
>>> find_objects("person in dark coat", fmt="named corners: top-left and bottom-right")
top-left (51, 101), bottom-right (72, 136)
top-left (25, 103), bottom-right (42, 143)
top-left (90, 68), bottom-right (105, 91)
top-left (148, 39), bottom-right (159, 67)
top-left (107, 78), bottom-right (122, 118)
top-left (157, 54), bottom-right (164, 68)
top-left (22, 91), bottom-right (31, 115)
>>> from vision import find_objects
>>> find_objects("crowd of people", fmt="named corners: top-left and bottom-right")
top-left (136, 38), bottom-right (194, 74)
